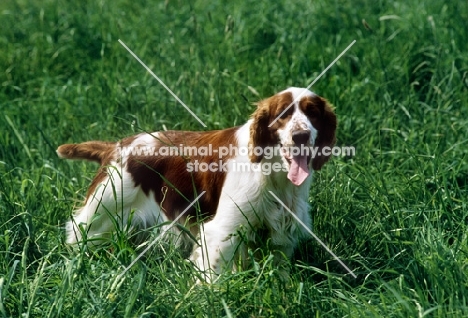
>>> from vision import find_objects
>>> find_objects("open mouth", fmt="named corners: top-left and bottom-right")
top-left (282, 146), bottom-right (312, 165)
top-left (281, 144), bottom-right (312, 186)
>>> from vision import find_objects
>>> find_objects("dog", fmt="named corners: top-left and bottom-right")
top-left (57, 87), bottom-right (336, 280)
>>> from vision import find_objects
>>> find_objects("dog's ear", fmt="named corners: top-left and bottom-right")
top-left (249, 101), bottom-right (272, 163)
top-left (311, 97), bottom-right (337, 170)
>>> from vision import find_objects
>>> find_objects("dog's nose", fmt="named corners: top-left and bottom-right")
top-left (292, 130), bottom-right (310, 145)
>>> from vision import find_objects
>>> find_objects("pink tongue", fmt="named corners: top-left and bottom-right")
top-left (287, 155), bottom-right (310, 186)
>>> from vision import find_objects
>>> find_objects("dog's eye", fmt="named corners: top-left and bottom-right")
top-left (304, 103), bottom-right (320, 118)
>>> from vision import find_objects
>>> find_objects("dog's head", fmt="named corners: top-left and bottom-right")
top-left (249, 87), bottom-right (337, 186)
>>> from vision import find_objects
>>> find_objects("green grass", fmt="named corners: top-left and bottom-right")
top-left (1, 0), bottom-right (468, 316)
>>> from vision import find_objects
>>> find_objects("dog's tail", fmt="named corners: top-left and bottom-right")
top-left (57, 141), bottom-right (114, 164)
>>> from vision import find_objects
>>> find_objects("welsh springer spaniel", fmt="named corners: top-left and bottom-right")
top-left (58, 87), bottom-right (336, 280)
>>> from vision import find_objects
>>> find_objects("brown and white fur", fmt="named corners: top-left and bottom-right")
top-left (57, 87), bottom-right (336, 280)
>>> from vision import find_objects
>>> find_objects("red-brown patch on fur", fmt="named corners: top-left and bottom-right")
top-left (299, 95), bottom-right (337, 170)
top-left (124, 127), bottom-right (239, 225)
top-left (248, 92), bottom-right (294, 162)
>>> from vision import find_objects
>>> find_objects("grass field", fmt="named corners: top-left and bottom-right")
top-left (1, 0), bottom-right (468, 316)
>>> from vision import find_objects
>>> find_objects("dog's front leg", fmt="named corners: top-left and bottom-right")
top-left (189, 216), bottom-right (244, 282)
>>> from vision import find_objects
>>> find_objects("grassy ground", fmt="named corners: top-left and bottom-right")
top-left (1, 0), bottom-right (468, 316)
